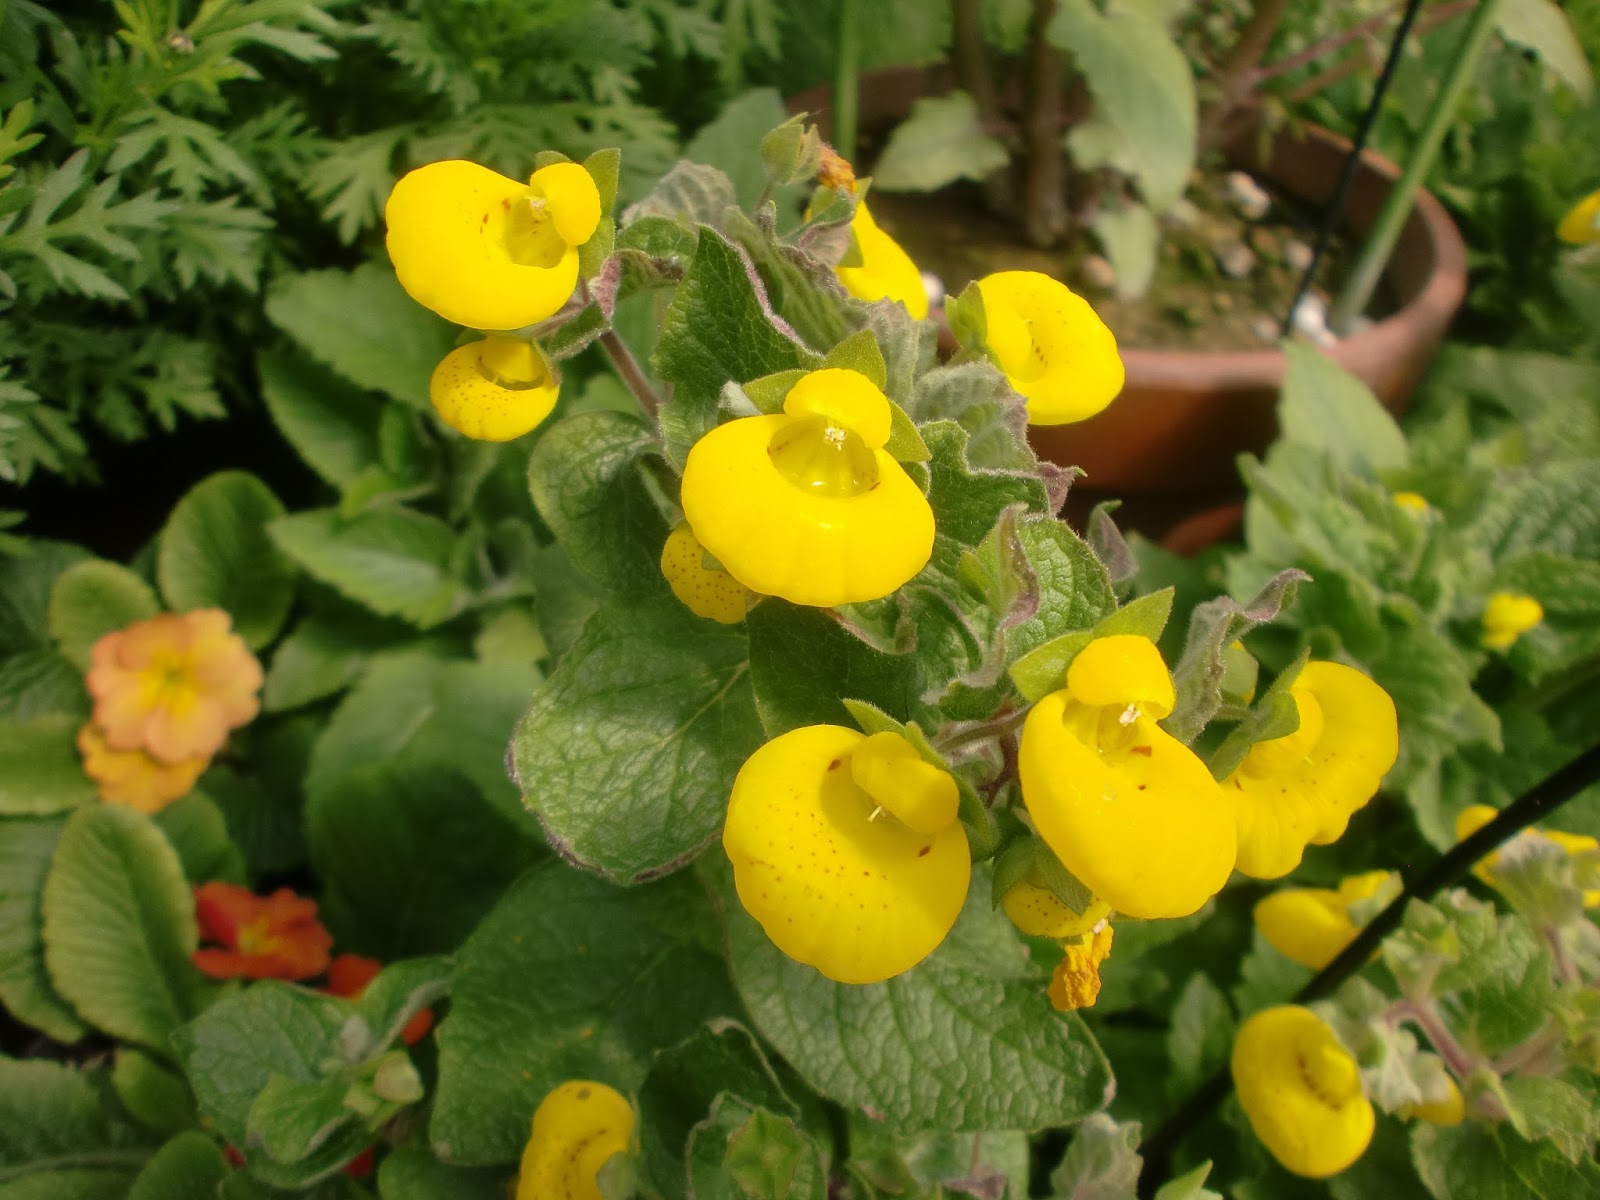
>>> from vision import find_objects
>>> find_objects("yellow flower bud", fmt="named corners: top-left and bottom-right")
top-left (1002, 880), bottom-right (1110, 940)
top-left (1048, 923), bottom-right (1113, 1012)
top-left (835, 203), bottom-right (929, 320)
top-left (722, 725), bottom-right (970, 984)
top-left (972, 271), bottom-right (1124, 426)
top-left (1400, 1075), bottom-right (1465, 1126)
top-left (1557, 188), bottom-right (1600, 245)
top-left (1019, 636), bottom-right (1236, 920)
top-left (1481, 591), bottom-right (1543, 650)
top-left (386, 159), bottom-right (601, 331)
top-left (1226, 662), bottom-right (1398, 879)
top-left (1253, 871), bottom-right (1394, 970)
top-left (1392, 491), bottom-right (1429, 514)
top-left (680, 368), bottom-right (934, 608)
top-left (429, 337), bottom-right (559, 441)
top-left (516, 1080), bottom-right (633, 1200)
top-left (659, 522), bottom-right (757, 624)
top-left (1233, 1006), bottom-right (1374, 1179)
top-left (1455, 804), bottom-right (1600, 906)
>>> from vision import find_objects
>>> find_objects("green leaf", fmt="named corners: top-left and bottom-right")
top-left (1277, 343), bottom-right (1408, 475)
top-left (653, 228), bottom-right (820, 469)
top-left (1206, 651), bottom-right (1308, 781)
top-left (759, 114), bottom-right (824, 190)
top-left (871, 92), bottom-right (1009, 192)
top-left (685, 89), bottom-right (791, 209)
top-left (747, 601), bottom-right (922, 734)
top-left (0, 816), bottom-right (85, 1043)
top-left (264, 266), bottom-right (456, 408)
top-left (40, 804), bottom-right (204, 1051)
top-left (46, 561), bottom-right (159, 669)
top-left (1166, 973), bottom-right (1234, 1094)
top-left (1091, 201), bottom-right (1160, 300)
top-left (155, 793), bottom-right (245, 886)
top-left (376, 1146), bottom-right (507, 1200)
top-left (261, 606), bottom-right (410, 713)
top-left (430, 863), bottom-right (740, 1165)
top-left (722, 866), bottom-right (1112, 1133)
top-left (511, 600), bottom-right (762, 883)
top-left (1049, 0), bottom-right (1196, 211)
top-left (1047, 1113), bottom-right (1141, 1200)
top-left (200, 760), bottom-right (307, 878)
top-left (1500, 1076), bottom-right (1600, 1163)
top-left (157, 472), bottom-right (295, 650)
top-left (307, 654), bottom-right (540, 828)
top-left (721, 1107), bottom-right (827, 1200)
top-left (924, 420), bottom-right (1051, 548)
top-left (1412, 1121), bottom-right (1600, 1200)
top-left (308, 760), bottom-right (541, 958)
top-left (527, 411), bottom-right (669, 596)
top-left (0, 716), bottom-right (96, 815)
top-left (1496, 0), bottom-right (1593, 102)
top-left (1007, 515), bottom-right (1119, 664)
top-left (1230, 931), bottom-right (1312, 1020)
top-left (1153, 1161), bottom-right (1222, 1200)
top-left (127, 1132), bottom-right (228, 1200)
top-left (1008, 587), bottom-right (1174, 702)
top-left (269, 508), bottom-right (469, 629)
top-left (0, 1056), bottom-right (148, 1190)
top-left (112, 1049), bottom-right (196, 1138)
top-left (623, 160), bottom-right (738, 230)
top-left (258, 350), bottom-right (386, 490)
top-left (821, 328), bottom-right (889, 391)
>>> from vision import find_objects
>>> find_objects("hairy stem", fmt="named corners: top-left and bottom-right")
top-left (1395, 998), bottom-right (1477, 1079)
top-left (599, 329), bottom-right (661, 420)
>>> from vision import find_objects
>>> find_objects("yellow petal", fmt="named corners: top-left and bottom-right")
top-left (1253, 888), bottom-right (1357, 970)
top-left (1001, 879), bottom-right (1109, 939)
top-left (781, 367), bottom-right (893, 449)
top-left (529, 161), bottom-right (602, 248)
top-left (1481, 591), bottom-right (1543, 650)
top-left (1557, 188), bottom-right (1600, 245)
top-left (1233, 1006), bottom-right (1374, 1179)
top-left (834, 203), bottom-right (929, 320)
top-left (1392, 491), bottom-right (1429, 514)
top-left (385, 159), bottom-right (582, 331)
top-left (430, 337), bottom-right (560, 442)
top-left (973, 271), bottom-right (1124, 426)
top-left (516, 1081), bottom-right (633, 1200)
top-left (659, 522), bottom-right (757, 624)
top-left (722, 725), bottom-right (971, 984)
top-left (680, 409), bottom-right (934, 608)
top-left (849, 731), bottom-right (959, 836)
top-left (1065, 634), bottom-right (1176, 718)
top-left (1019, 685), bottom-right (1235, 920)
top-left (1402, 1076), bottom-right (1465, 1126)
top-left (1228, 662), bottom-right (1398, 879)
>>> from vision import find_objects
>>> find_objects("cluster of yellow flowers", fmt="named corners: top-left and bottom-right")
top-left (77, 609), bottom-right (261, 812)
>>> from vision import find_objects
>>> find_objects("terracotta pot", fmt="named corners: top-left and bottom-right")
top-left (788, 68), bottom-right (1468, 543)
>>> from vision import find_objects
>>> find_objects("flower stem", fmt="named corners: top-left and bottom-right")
top-left (1198, 0), bottom-right (1290, 148)
top-left (1395, 998), bottom-right (1477, 1079)
top-left (1135, 741), bottom-right (1600, 1197)
top-left (1327, 0), bottom-right (1503, 333)
top-left (1022, 0), bottom-right (1067, 247)
top-left (598, 329), bottom-right (661, 421)
top-left (833, 0), bottom-right (860, 163)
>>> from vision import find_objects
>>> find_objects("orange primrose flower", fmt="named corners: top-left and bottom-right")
top-left (76, 722), bottom-right (207, 813)
top-left (192, 882), bottom-right (333, 981)
top-left (323, 954), bottom-right (435, 1045)
top-left (86, 610), bottom-right (262, 764)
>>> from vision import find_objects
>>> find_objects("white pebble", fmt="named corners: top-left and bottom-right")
top-left (1225, 170), bottom-right (1271, 220)
top-left (1290, 294), bottom-right (1336, 346)
top-left (1250, 316), bottom-right (1279, 344)
top-left (1218, 243), bottom-right (1256, 279)
top-left (1082, 255), bottom-right (1117, 290)
top-left (1284, 240), bottom-right (1314, 273)
top-left (1164, 198), bottom-right (1201, 229)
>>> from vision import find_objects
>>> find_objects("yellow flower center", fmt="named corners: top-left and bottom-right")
top-left (767, 416), bottom-right (881, 497)
top-left (498, 193), bottom-right (569, 269)
top-left (1241, 686), bottom-right (1325, 778)
top-left (235, 919), bottom-right (274, 956)
top-left (476, 336), bottom-right (551, 390)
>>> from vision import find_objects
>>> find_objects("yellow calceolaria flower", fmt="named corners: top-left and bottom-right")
top-left (722, 725), bottom-right (970, 984)
top-left (1401, 1075), bottom-right (1465, 1126)
top-left (1557, 188), bottom-right (1600, 245)
top-left (1002, 879), bottom-right (1110, 940)
top-left (1018, 635), bottom-right (1236, 920)
top-left (516, 1080), bottom-right (633, 1200)
top-left (835, 202), bottom-right (929, 320)
top-left (1455, 804), bottom-right (1600, 907)
top-left (386, 159), bottom-right (601, 331)
top-left (1253, 870), bottom-right (1396, 970)
top-left (1392, 491), bottom-right (1429, 514)
top-left (1481, 591), bottom-right (1544, 650)
top-left (659, 522), bottom-right (758, 624)
top-left (430, 336), bottom-right (559, 442)
top-left (76, 723), bottom-right (208, 814)
top-left (1233, 1006), bottom-right (1374, 1178)
top-left (680, 368), bottom-right (935, 608)
top-left (1048, 923), bottom-right (1113, 1012)
top-left (972, 271), bottom-right (1124, 426)
top-left (1225, 662), bottom-right (1399, 880)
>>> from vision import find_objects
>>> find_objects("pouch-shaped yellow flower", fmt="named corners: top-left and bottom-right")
top-left (659, 521), bottom-right (758, 624)
top-left (680, 368), bottom-right (935, 608)
top-left (1233, 1006), bottom-right (1374, 1178)
top-left (1018, 635), bottom-right (1236, 920)
top-left (516, 1080), bottom-right (633, 1200)
top-left (1253, 870), bottom-right (1395, 970)
top-left (1481, 591), bottom-right (1543, 650)
top-left (1401, 1075), bottom-right (1465, 1126)
top-left (386, 159), bottom-right (601, 331)
top-left (835, 202), bottom-right (929, 319)
top-left (1456, 804), bottom-right (1600, 907)
top-left (973, 271), bottom-right (1124, 426)
top-left (1002, 879), bottom-right (1110, 939)
top-left (1558, 188), bottom-right (1600, 245)
top-left (430, 336), bottom-right (559, 441)
top-left (1227, 662), bottom-right (1398, 880)
top-left (722, 725), bottom-right (970, 984)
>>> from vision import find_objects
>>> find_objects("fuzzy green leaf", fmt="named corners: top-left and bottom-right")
top-left (0, 816), bottom-right (85, 1043)
top-left (46, 560), bottom-right (160, 668)
top-left (872, 92), bottom-right (1008, 192)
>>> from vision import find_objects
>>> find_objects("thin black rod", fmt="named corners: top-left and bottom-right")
top-left (1279, 0), bottom-right (1429, 337)
top-left (1136, 740), bottom-right (1600, 1196)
